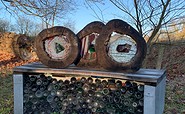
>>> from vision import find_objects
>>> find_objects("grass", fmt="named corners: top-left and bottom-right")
top-left (0, 70), bottom-right (185, 114)
top-left (164, 76), bottom-right (185, 114)
top-left (0, 71), bottom-right (13, 114)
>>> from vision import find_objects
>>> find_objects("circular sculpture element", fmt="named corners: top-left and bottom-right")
top-left (95, 19), bottom-right (147, 72)
top-left (75, 21), bottom-right (105, 67)
top-left (108, 35), bottom-right (137, 63)
top-left (12, 34), bottom-right (33, 60)
top-left (44, 36), bottom-right (70, 60)
top-left (35, 26), bottom-right (81, 68)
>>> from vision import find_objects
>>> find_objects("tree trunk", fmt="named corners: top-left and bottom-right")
top-left (156, 45), bottom-right (165, 69)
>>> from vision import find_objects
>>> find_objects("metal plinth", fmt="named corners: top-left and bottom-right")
top-left (13, 62), bottom-right (166, 114)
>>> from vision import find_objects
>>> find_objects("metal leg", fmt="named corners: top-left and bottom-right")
top-left (144, 85), bottom-right (156, 114)
top-left (13, 73), bottom-right (23, 114)
top-left (144, 76), bottom-right (166, 114)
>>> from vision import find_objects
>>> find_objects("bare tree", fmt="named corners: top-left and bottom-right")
top-left (15, 16), bottom-right (35, 36)
top-left (1, 0), bottom-right (76, 28)
top-left (0, 18), bottom-right (13, 32)
top-left (63, 19), bottom-right (76, 33)
top-left (14, 16), bottom-right (44, 36)
top-left (31, 23), bottom-right (43, 36)
top-left (86, 0), bottom-right (185, 48)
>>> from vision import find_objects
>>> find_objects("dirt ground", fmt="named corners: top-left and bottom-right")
top-left (144, 42), bottom-right (185, 113)
top-left (144, 43), bottom-right (185, 79)
top-left (0, 52), bottom-right (37, 72)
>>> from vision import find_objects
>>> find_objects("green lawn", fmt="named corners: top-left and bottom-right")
top-left (0, 71), bottom-right (13, 114)
top-left (0, 70), bottom-right (185, 114)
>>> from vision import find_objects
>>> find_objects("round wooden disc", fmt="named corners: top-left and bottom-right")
top-left (35, 26), bottom-right (81, 68)
top-left (75, 21), bottom-right (105, 67)
top-left (95, 19), bottom-right (147, 72)
top-left (12, 34), bottom-right (33, 60)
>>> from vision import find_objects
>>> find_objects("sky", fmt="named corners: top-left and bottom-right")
top-left (71, 1), bottom-right (124, 32)
top-left (0, 1), bottom-right (125, 33)
top-left (1, 0), bottom-right (185, 35)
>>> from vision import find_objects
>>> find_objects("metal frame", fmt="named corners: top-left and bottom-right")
top-left (144, 76), bottom-right (166, 114)
top-left (13, 73), bottom-right (23, 114)
top-left (13, 62), bottom-right (166, 114)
